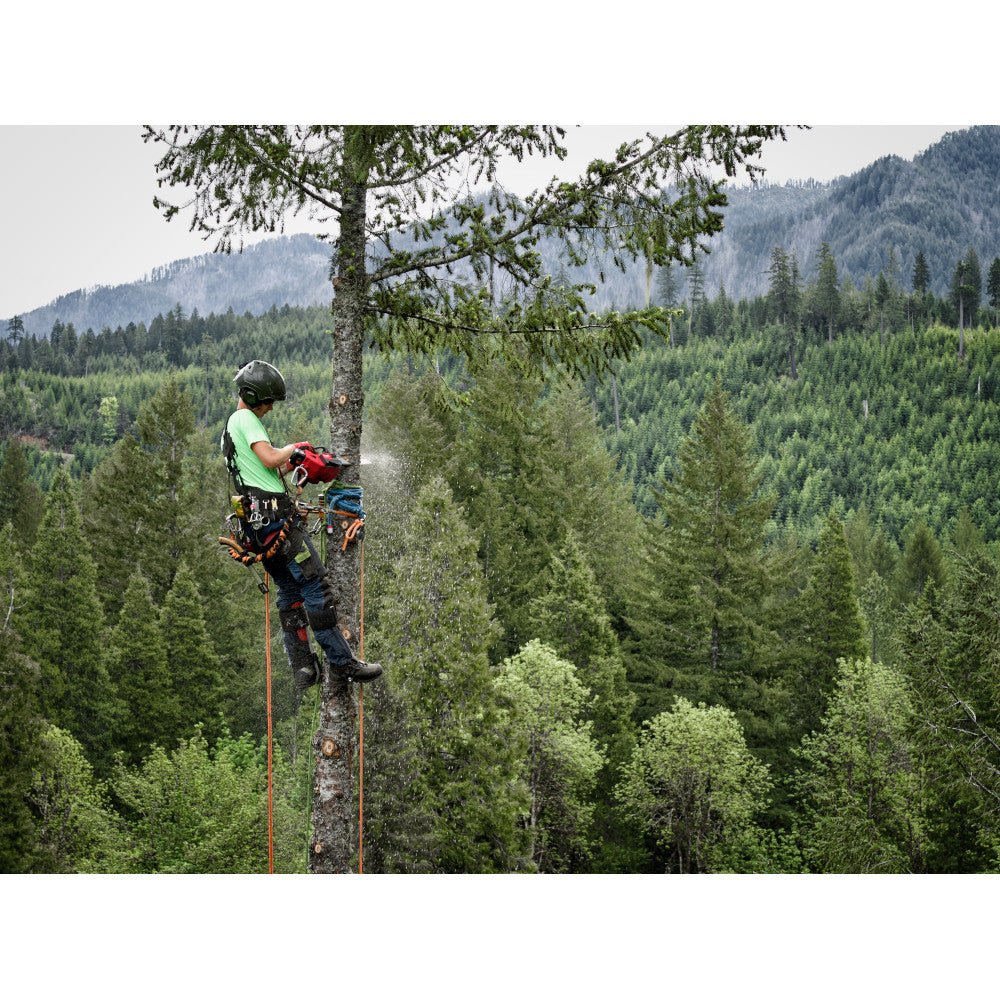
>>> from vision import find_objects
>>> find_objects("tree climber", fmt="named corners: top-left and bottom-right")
top-left (221, 359), bottom-right (382, 704)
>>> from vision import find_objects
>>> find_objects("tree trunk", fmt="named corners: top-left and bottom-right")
top-left (959, 297), bottom-right (966, 359)
top-left (310, 135), bottom-right (370, 874)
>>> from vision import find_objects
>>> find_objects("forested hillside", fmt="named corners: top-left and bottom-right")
top-left (701, 126), bottom-right (1000, 298)
top-left (5, 263), bottom-right (1000, 872)
top-left (7, 128), bottom-right (1000, 337)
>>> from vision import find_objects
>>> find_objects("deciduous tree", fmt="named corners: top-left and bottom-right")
top-left (795, 657), bottom-right (926, 873)
top-left (615, 697), bottom-right (772, 873)
top-left (495, 640), bottom-right (604, 872)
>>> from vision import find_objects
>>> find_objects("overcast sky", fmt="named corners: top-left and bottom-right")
top-left (0, 124), bottom-right (971, 320)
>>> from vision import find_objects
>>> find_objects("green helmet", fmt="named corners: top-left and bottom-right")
top-left (234, 360), bottom-right (286, 407)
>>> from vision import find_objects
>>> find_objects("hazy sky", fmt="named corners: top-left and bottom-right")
top-left (0, 124), bottom-right (970, 320)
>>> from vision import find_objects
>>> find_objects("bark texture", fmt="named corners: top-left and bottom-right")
top-left (309, 143), bottom-right (369, 874)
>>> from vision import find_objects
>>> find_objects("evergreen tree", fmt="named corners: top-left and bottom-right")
top-left (134, 378), bottom-right (197, 596)
top-left (895, 518), bottom-right (946, 605)
top-left (895, 570), bottom-right (1000, 873)
top-left (948, 507), bottom-right (986, 560)
top-left (83, 438), bottom-right (157, 615)
top-left (912, 250), bottom-right (930, 296)
top-left (356, 676), bottom-right (437, 873)
top-left (633, 379), bottom-right (779, 750)
top-left (0, 437), bottom-right (43, 546)
top-left (911, 250), bottom-right (931, 330)
top-left (987, 256), bottom-right (1000, 327)
top-left (370, 476), bottom-right (528, 872)
top-left (495, 640), bottom-right (605, 873)
top-left (768, 246), bottom-right (800, 377)
top-left (160, 561), bottom-right (225, 742)
top-left (525, 530), bottom-right (639, 869)
top-left (526, 531), bottom-right (636, 772)
top-left (108, 572), bottom-right (183, 761)
top-left (815, 242), bottom-right (840, 344)
top-left (875, 271), bottom-right (891, 345)
top-left (859, 571), bottom-right (895, 664)
top-left (951, 250), bottom-right (980, 358)
top-left (446, 363), bottom-right (551, 657)
top-left (686, 258), bottom-right (706, 341)
top-left (531, 381), bottom-right (645, 633)
top-left (0, 525), bottom-right (42, 872)
top-left (655, 264), bottom-right (680, 347)
top-left (792, 511), bottom-right (866, 739)
top-left (5, 315), bottom-right (25, 351)
top-left (20, 470), bottom-right (118, 770)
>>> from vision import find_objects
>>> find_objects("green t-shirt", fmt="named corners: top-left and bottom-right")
top-left (225, 408), bottom-right (285, 493)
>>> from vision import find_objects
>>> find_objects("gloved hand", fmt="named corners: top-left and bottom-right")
top-left (288, 442), bottom-right (313, 467)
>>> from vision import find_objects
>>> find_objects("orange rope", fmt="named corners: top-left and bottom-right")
top-left (264, 572), bottom-right (274, 874)
top-left (358, 539), bottom-right (365, 874)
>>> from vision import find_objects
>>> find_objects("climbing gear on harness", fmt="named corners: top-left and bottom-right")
top-left (324, 485), bottom-right (366, 551)
top-left (219, 522), bottom-right (291, 566)
top-left (234, 359), bottom-right (286, 408)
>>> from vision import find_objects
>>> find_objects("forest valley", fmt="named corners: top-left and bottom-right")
top-left (4, 245), bottom-right (1000, 874)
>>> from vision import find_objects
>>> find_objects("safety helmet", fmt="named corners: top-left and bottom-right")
top-left (234, 360), bottom-right (287, 407)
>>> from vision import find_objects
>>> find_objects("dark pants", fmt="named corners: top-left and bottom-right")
top-left (260, 525), bottom-right (354, 669)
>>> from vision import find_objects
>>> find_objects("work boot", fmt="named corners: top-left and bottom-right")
top-left (334, 658), bottom-right (382, 683)
top-left (294, 656), bottom-right (320, 691)
top-left (292, 653), bottom-right (320, 709)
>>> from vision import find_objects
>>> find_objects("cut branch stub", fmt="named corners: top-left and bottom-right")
top-left (322, 737), bottom-right (341, 759)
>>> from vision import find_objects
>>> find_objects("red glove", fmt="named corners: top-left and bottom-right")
top-left (288, 442), bottom-right (314, 467)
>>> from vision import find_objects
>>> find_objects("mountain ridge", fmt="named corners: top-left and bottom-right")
top-left (9, 126), bottom-right (1000, 337)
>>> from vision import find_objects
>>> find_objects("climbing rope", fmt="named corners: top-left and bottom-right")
top-left (358, 538), bottom-right (366, 874)
top-left (264, 572), bottom-right (274, 875)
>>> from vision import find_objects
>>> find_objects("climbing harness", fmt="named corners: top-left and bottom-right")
top-left (325, 484), bottom-right (366, 552)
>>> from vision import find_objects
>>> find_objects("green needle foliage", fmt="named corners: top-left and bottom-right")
top-left (160, 561), bottom-right (225, 743)
top-left (371, 475), bottom-right (528, 872)
top-left (792, 511), bottom-right (866, 739)
top-left (144, 125), bottom-right (788, 380)
top-left (0, 437), bottom-right (43, 547)
top-left (631, 379), bottom-right (780, 744)
top-left (108, 572), bottom-right (182, 762)
top-left (526, 530), bottom-right (637, 829)
top-left (21, 470), bottom-right (118, 771)
top-left (0, 526), bottom-right (42, 872)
